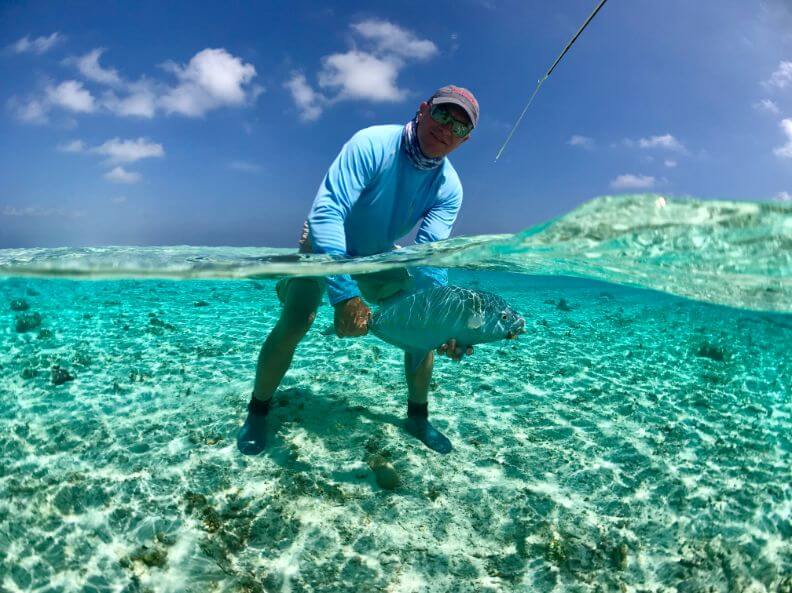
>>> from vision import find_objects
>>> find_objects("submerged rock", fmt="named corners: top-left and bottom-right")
top-left (556, 298), bottom-right (572, 311)
top-left (15, 312), bottom-right (42, 333)
top-left (696, 340), bottom-right (726, 362)
top-left (201, 507), bottom-right (222, 533)
top-left (73, 350), bottom-right (92, 367)
top-left (194, 300), bottom-right (210, 307)
top-left (611, 542), bottom-right (629, 570)
top-left (10, 299), bottom-right (30, 311)
top-left (37, 329), bottom-right (53, 340)
top-left (51, 365), bottom-right (74, 385)
top-left (155, 531), bottom-right (177, 546)
top-left (367, 454), bottom-right (400, 490)
top-left (127, 545), bottom-right (167, 568)
top-left (184, 491), bottom-right (208, 512)
top-left (128, 369), bottom-right (147, 382)
top-left (487, 553), bottom-right (526, 582)
top-left (426, 483), bottom-right (444, 501)
top-left (148, 315), bottom-right (176, 331)
top-left (546, 531), bottom-right (566, 564)
top-left (545, 298), bottom-right (573, 311)
top-left (183, 491), bottom-right (222, 532)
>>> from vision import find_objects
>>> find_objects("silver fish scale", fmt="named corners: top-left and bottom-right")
top-left (370, 285), bottom-right (513, 353)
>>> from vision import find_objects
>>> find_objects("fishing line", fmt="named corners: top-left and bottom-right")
top-left (494, 0), bottom-right (610, 162)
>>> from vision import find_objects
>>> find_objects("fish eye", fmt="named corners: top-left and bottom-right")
top-left (501, 312), bottom-right (508, 320)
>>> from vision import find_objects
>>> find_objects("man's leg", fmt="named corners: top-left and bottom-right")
top-left (252, 279), bottom-right (323, 401)
top-left (403, 351), bottom-right (453, 454)
top-left (237, 278), bottom-right (323, 455)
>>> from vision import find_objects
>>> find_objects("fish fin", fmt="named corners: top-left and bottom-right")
top-left (406, 350), bottom-right (430, 373)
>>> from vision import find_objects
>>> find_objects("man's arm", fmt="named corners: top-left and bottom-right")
top-left (308, 131), bottom-right (378, 306)
top-left (415, 189), bottom-right (462, 244)
top-left (412, 187), bottom-right (463, 288)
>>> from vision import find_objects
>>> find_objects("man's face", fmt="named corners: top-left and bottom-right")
top-left (415, 101), bottom-right (471, 158)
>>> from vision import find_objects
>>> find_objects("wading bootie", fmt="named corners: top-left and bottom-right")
top-left (236, 396), bottom-right (271, 455)
top-left (404, 401), bottom-right (452, 454)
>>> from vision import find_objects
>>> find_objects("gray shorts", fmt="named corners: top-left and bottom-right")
top-left (275, 222), bottom-right (413, 306)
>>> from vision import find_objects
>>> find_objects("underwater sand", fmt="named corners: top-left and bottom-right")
top-left (1, 270), bottom-right (789, 593)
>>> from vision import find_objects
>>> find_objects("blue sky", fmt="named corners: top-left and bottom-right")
top-left (1, 0), bottom-right (791, 248)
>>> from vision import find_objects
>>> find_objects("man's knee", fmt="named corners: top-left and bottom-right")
top-left (278, 279), bottom-right (322, 340)
top-left (280, 306), bottom-right (317, 337)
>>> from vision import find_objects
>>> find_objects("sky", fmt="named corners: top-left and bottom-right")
top-left (1, 0), bottom-right (791, 248)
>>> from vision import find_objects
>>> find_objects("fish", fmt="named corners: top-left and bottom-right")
top-left (369, 285), bottom-right (526, 371)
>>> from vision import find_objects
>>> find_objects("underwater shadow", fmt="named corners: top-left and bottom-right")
top-left (257, 386), bottom-right (425, 493)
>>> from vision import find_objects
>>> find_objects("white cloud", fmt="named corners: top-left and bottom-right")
top-left (774, 118), bottom-right (792, 158)
top-left (1, 205), bottom-right (84, 218)
top-left (110, 196), bottom-right (128, 204)
top-left (57, 139), bottom-right (85, 153)
top-left (46, 80), bottom-right (95, 113)
top-left (284, 72), bottom-right (324, 121)
top-left (104, 166), bottom-right (141, 184)
top-left (67, 48), bottom-right (123, 87)
top-left (285, 20), bottom-right (437, 119)
top-left (664, 159), bottom-right (677, 168)
top-left (10, 33), bottom-right (62, 55)
top-left (229, 160), bottom-right (262, 172)
top-left (160, 48), bottom-right (258, 117)
top-left (58, 138), bottom-right (163, 184)
top-left (101, 84), bottom-right (158, 118)
top-left (764, 61), bottom-right (792, 90)
top-left (774, 191), bottom-right (791, 202)
top-left (15, 47), bottom-right (259, 123)
top-left (10, 81), bottom-right (94, 123)
top-left (754, 98), bottom-right (780, 115)
top-left (92, 137), bottom-right (164, 163)
top-left (568, 135), bottom-right (594, 149)
top-left (8, 96), bottom-right (49, 124)
top-left (625, 133), bottom-right (686, 152)
top-left (610, 174), bottom-right (656, 189)
top-left (351, 20), bottom-right (438, 60)
top-left (318, 51), bottom-right (404, 102)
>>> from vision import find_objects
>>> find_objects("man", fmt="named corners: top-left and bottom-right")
top-left (237, 85), bottom-right (479, 456)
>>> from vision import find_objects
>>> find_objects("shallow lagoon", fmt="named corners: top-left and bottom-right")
top-left (1, 270), bottom-right (789, 592)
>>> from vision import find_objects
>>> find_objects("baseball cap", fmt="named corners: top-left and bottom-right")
top-left (428, 85), bottom-right (479, 128)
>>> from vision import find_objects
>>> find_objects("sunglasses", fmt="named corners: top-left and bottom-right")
top-left (429, 104), bottom-right (473, 138)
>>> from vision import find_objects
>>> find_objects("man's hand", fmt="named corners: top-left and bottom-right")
top-left (334, 297), bottom-right (371, 337)
top-left (437, 339), bottom-right (473, 361)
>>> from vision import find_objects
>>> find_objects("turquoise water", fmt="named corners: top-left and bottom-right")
top-left (0, 195), bottom-right (790, 592)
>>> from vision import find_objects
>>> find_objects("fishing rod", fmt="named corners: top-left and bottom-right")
top-left (494, 0), bottom-right (610, 162)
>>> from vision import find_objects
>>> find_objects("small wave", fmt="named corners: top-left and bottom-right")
top-left (1, 194), bottom-right (789, 312)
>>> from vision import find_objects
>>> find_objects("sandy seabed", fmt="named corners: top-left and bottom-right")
top-left (0, 271), bottom-right (789, 593)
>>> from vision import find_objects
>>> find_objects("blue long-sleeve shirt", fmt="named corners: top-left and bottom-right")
top-left (307, 124), bottom-right (463, 305)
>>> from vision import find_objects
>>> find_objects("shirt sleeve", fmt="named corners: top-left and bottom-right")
top-left (415, 189), bottom-right (462, 244)
top-left (412, 184), bottom-right (463, 288)
top-left (307, 131), bottom-right (378, 305)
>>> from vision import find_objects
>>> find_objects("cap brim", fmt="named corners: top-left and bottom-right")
top-left (431, 97), bottom-right (477, 127)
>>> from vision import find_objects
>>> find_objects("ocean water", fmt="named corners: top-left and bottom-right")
top-left (0, 195), bottom-right (790, 593)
